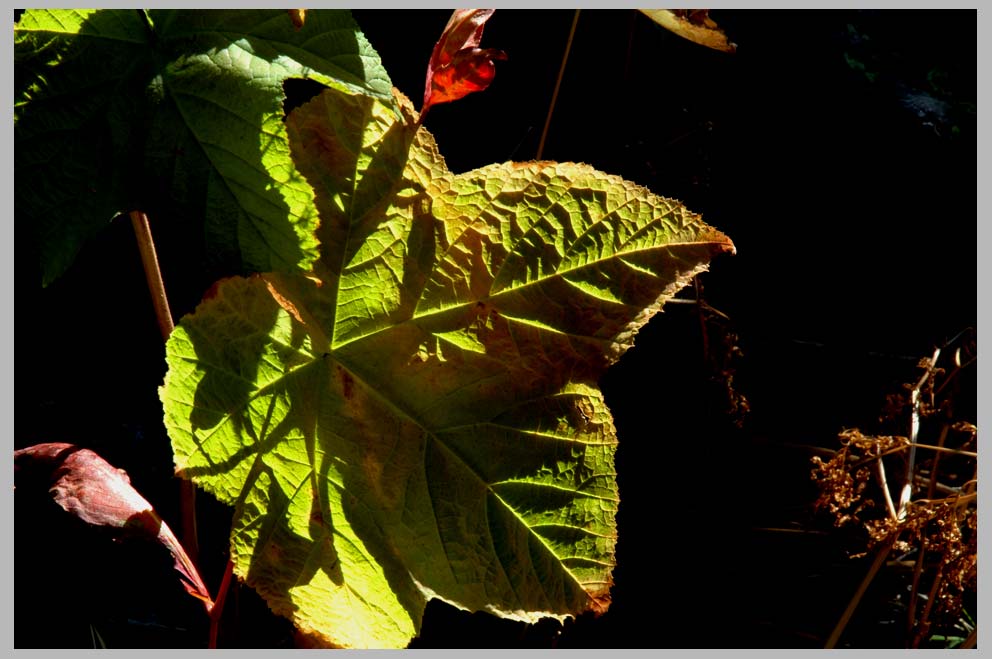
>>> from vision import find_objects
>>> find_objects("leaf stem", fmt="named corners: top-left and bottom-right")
top-left (129, 210), bottom-right (199, 562)
top-left (129, 211), bottom-right (175, 340)
top-left (536, 9), bottom-right (580, 160)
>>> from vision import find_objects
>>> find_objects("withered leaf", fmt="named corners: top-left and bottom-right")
top-left (14, 443), bottom-right (212, 608)
top-left (639, 9), bottom-right (737, 53)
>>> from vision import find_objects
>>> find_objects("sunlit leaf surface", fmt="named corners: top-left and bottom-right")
top-left (161, 86), bottom-right (734, 648)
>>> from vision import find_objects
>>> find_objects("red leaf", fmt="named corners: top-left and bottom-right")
top-left (14, 443), bottom-right (213, 609)
top-left (288, 9), bottom-right (306, 30)
top-left (421, 9), bottom-right (507, 119)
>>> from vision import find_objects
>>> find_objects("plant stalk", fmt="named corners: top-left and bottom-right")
top-left (130, 210), bottom-right (199, 562)
top-left (911, 562), bottom-right (946, 648)
top-left (130, 211), bottom-right (175, 340)
top-left (693, 276), bottom-right (710, 366)
top-left (824, 536), bottom-right (896, 648)
top-left (876, 457), bottom-right (899, 521)
top-left (925, 423), bottom-right (950, 500)
top-left (536, 9), bottom-right (580, 159)
top-left (902, 347), bottom-right (939, 517)
top-left (906, 545), bottom-right (926, 645)
top-left (209, 559), bottom-right (236, 649)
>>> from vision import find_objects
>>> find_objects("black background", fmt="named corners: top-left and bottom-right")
top-left (16, 9), bottom-right (976, 648)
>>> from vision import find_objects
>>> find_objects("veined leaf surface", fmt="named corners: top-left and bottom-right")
top-left (15, 9), bottom-right (392, 285)
top-left (161, 86), bottom-right (735, 648)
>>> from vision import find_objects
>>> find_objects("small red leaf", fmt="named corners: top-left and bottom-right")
top-left (421, 9), bottom-right (507, 119)
top-left (288, 9), bottom-right (306, 30)
top-left (14, 443), bottom-right (213, 609)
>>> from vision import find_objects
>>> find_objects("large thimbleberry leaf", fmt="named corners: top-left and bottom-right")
top-left (15, 9), bottom-right (392, 285)
top-left (161, 86), bottom-right (735, 648)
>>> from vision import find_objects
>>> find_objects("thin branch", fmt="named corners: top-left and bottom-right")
top-left (926, 423), bottom-right (950, 500)
top-left (876, 458), bottom-right (899, 521)
top-left (933, 326), bottom-right (975, 400)
top-left (933, 356), bottom-right (976, 397)
top-left (960, 626), bottom-right (977, 649)
top-left (910, 442), bottom-right (977, 458)
top-left (906, 546), bottom-right (927, 644)
top-left (854, 441), bottom-right (977, 470)
top-left (913, 474), bottom-right (972, 497)
top-left (693, 276), bottom-right (710, 365)
top-left (912, 492), bottom-right (977, 507)
top-left (911, 562), bottom-right (946, 648)
top-left (902, 347), bottom-right (940, 518)
top-left (825, 537), bottom-right (896, 649)
top-left (536, 9), bottom-right (580, 159)
top-left (751, 526), bottom-right (828, 536)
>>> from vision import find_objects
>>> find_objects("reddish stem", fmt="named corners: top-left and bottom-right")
top-left (209, 559), bottom-right (236, 649)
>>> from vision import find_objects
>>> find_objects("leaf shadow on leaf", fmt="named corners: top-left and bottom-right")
top-left (236, 454), bottom-right (345, 590)
top-left (179, 344), bottom-right (430, 646)
top-left (18, 9), bottom-right (389, 286)
top-left (143, 9), bottom-right (393, 277)
top-left (183, 288), bottom-right (283, 436)
top-left (181, 379), bottom-right (302, 480)
top-left (178, 361), bottom-right (351, 603)
top-left (147, 10), bottom-right (392, 99)
top-left (140, 20), bottom-right (315, 276)
top-left (285, 86), bottom-right (431, 293)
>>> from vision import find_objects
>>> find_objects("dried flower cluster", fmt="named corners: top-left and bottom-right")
top-left (811, 429), bottom-right (907, 531)
top-left (810, 336), bottom-right (976, 647)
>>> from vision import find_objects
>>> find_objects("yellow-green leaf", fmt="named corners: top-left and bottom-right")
top-left (161, 86), bottom-right (734, 648)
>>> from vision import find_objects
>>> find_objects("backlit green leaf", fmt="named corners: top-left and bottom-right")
top-left (161, 86), bottom-right (734, 648)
